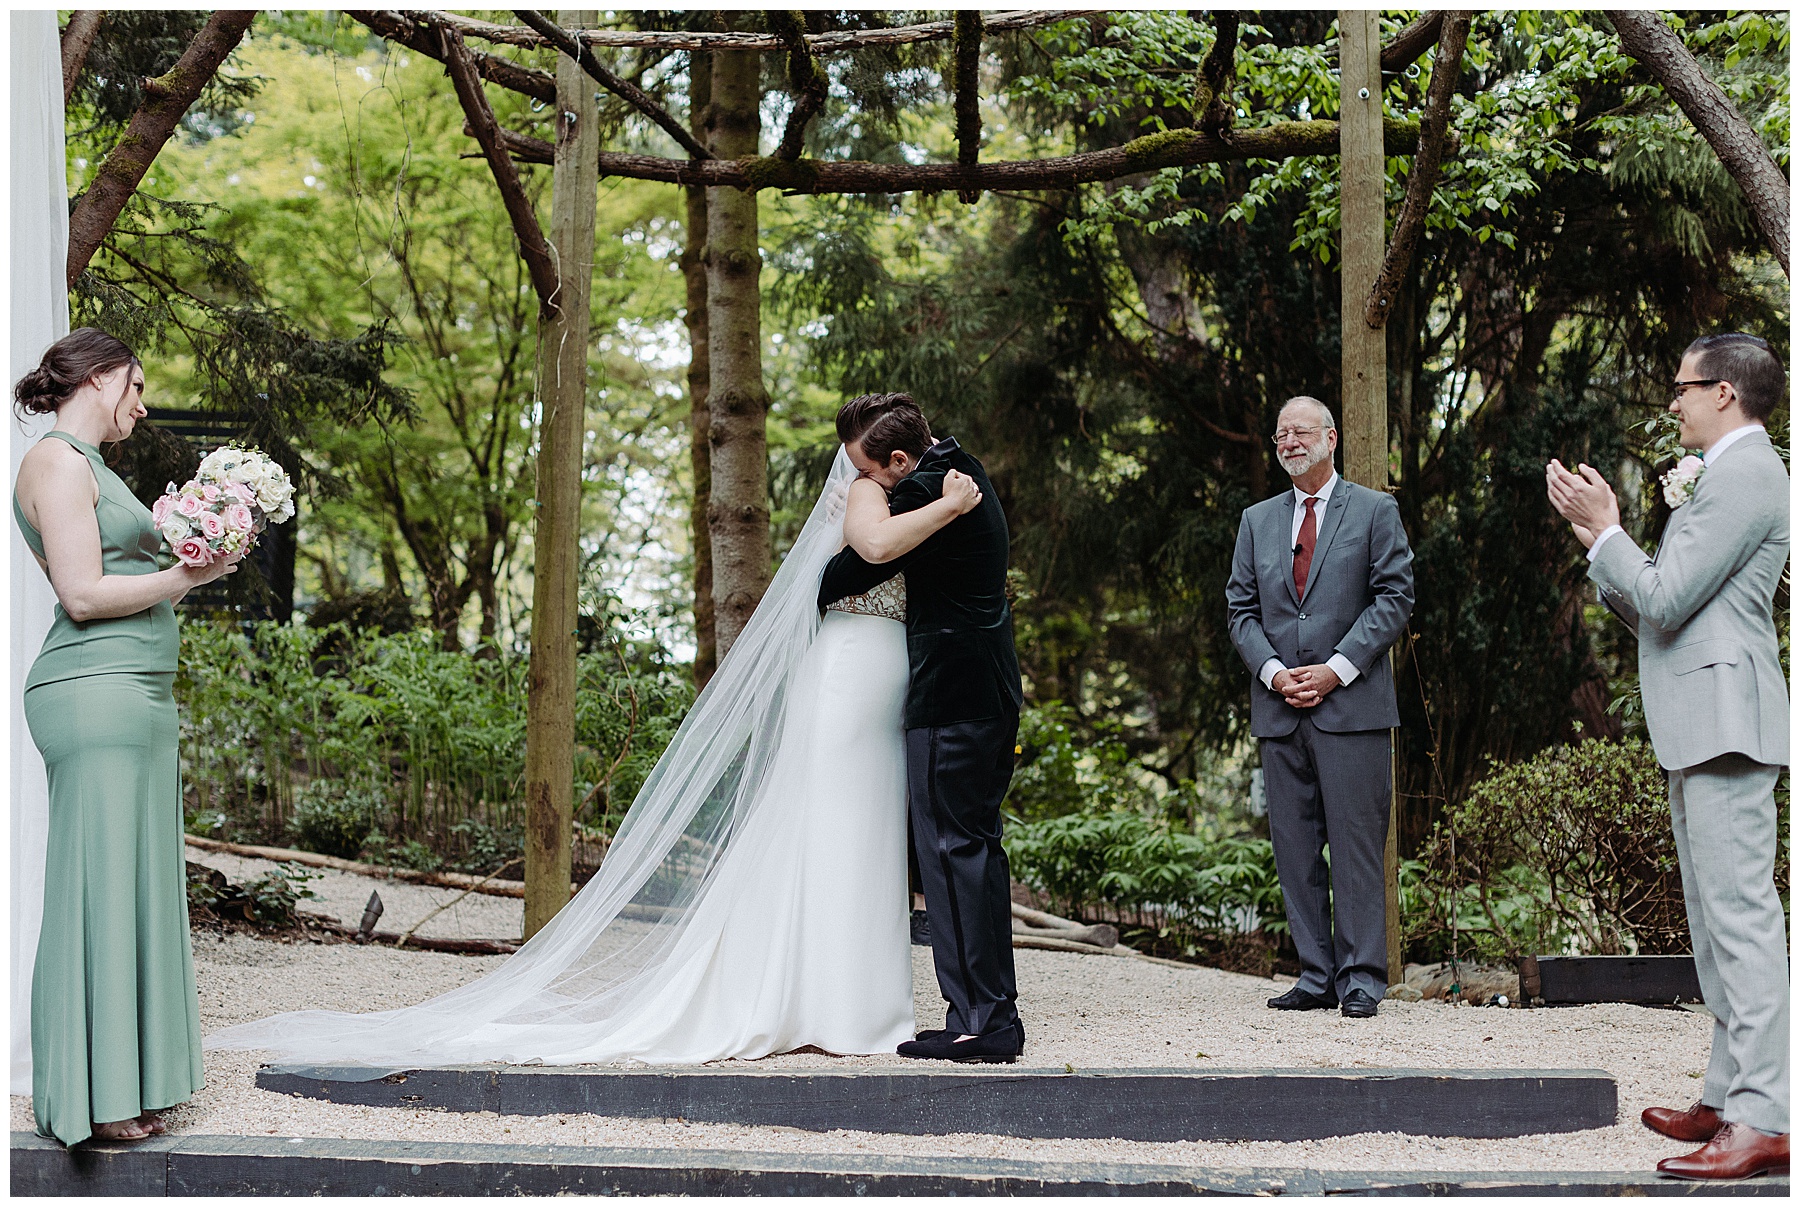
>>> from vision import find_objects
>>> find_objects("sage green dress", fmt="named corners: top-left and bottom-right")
top-left (14, 430), bottom-right (202, 1147)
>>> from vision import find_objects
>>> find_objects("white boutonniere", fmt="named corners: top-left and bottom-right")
top-left (1660, 454), bottom-right (1705, 508)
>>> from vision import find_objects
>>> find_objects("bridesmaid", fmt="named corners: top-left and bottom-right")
top-left (12, 329), bottom-right (241, 1146)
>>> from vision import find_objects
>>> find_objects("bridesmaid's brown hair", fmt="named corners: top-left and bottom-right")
top-left (13, 327), bottom-right (140, 418)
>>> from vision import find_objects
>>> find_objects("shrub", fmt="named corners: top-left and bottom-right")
top-left (287, 779), bottom-right (380, 860)
top-left (1409, 737), bottom-right (1687, 960)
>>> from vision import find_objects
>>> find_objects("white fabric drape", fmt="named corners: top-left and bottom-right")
top-left (10, 10), bottom-right (70, 1096)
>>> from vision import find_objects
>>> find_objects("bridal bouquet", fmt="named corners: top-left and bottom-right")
top-left (152, 445), bottom-right (296, 567)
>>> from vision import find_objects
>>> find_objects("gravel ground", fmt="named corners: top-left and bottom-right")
top-left (15, 855), bottom-right (1718, 1173)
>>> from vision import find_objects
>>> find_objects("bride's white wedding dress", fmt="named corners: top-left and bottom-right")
top-left (206, 450), bottom-right (914, 1071)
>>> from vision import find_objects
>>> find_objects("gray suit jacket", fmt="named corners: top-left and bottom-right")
top-left (1226, 478), bottom-right (1416, 738)
top-left (1590, 428), bottom-right (1789, 771)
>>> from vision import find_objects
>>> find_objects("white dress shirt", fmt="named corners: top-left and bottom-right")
top-left (1258, 472), bottom-right (1362, 691)
top-left (1587, 423), bottom-right (1764, 561)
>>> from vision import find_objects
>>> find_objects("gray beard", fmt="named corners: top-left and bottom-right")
top-left (1279, 444), bottom-right (1331, 479)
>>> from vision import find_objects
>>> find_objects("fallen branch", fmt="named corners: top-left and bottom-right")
top-left (303, 914), bottom-right (520, 956)
top-left (395, 858), bottom-right (521, 949)
top-left (953, 11), bottom-right (983, 202)
top-left (183, 833), bottom-right (573, 899)
top-left (1380, 11), bottom-right (1447, 72)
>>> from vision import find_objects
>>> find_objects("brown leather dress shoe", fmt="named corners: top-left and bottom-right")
top-left (1657, 1122), bottom-right (1789, 1180)
top-left (1642, 1101), bottom-right (1723, 1142)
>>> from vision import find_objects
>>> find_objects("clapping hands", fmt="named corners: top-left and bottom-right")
top-left (1544, 459), bottom-right (1620, 549)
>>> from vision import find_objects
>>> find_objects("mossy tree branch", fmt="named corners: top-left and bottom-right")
top-left (1366, 13), bottom-right (1469, 328)
top-left (66, 10), bottom-right (256, 288)
top-left (768, 11), bottom-right (827, 161)
top-left (60, 10), bottom-right (106, 106)
top-left (497, 116), bottom-right (1426, 194)
top-left (350, 9), bottom-right (556, 105)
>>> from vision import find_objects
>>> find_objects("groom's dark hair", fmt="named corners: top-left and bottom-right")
top-left (1686, 332), bottom-right (1784, 422)
top-left (837, 392), bottom-right (933, 464)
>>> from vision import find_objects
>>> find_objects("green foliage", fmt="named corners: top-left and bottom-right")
top-left (1005, 809), bottom-right (1285, 958)
top-left (187, 859), bottom-right (321, 928)
top-left (177, 616), bottom-right (694, 864)
top-left (287, 779), bottom-right (380, 861)
top-left (1410, 738), bottom-right (1692, 961)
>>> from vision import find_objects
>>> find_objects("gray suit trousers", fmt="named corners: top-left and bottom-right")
top-left (1669, 754), bottom-right (1790, 1134)
top-left (1261, 717), bottom-right (1391, 1001)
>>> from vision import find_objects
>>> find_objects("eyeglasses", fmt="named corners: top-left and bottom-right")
top-left (1271, 426), bottom-right (1326, 445)
top-left (1670, 378), bottom-right (1724, 401)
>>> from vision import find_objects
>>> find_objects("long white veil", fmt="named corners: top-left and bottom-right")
top-left (206, 448), bottom-right (860, 1075)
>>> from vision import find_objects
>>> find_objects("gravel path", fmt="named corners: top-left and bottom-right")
top-left (15, 855), bottom-right (1717, 1173)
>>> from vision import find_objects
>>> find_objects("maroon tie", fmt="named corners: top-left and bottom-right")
top-left (1293, 496), bottom-right (1318, 598)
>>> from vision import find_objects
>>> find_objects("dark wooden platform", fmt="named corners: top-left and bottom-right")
top-left (12, 1133), bottom-right (1787, 1197)
top-left (1527, 955), bottom-right (1704, 1004)
top-left (255, 1064), bottom-right (1618, 1141)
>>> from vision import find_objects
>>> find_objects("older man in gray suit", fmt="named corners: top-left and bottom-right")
top-left (1227, 396), bottom-right (1415, 1019)
top-left (1548, 332), bottom-right (1789, 1181)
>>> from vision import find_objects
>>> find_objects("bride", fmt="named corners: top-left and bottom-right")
top-left (205, 445), bottom-right (981, 1071)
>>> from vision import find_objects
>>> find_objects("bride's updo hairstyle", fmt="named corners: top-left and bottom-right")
top-left (836, 391), bottom-right (933, 465)
top-left (14, 327), bottom-right (141, 419)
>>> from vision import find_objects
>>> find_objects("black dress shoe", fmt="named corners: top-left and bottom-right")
top-left (898, 1021), bottom-right (1023, 1063)
top-left (1339, 988), bottom-right (1380, 1018)
top-left (1267, 986), bottom-right (1337, 1011)
top-left (910, 910), bottom-right (932, 946)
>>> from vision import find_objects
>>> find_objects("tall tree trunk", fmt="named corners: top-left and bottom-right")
top-left (703, 40), bottom-right (772, 661)
top-left (1607, 10), bottom-right (1789, 278)
top-left (521, 10), bottom-right (598, 940)
top-left (66, 10), bottom-right (255, 286)
top-left (682, 49), bottom-right (717, 687)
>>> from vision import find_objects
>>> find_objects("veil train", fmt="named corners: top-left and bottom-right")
top-left (205, 449), bottom-right (863, 1076)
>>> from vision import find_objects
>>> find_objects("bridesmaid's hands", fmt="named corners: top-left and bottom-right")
top-left (181, 549), bottom-right (246, 588)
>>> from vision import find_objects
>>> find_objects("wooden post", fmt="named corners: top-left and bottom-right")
top-left (1337, 9), bottom-right (1402, 987)
top-left (522, 9), bottom-right (599, 940)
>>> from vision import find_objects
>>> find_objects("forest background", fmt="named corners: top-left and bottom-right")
top-left (64, 9), bottom-right (1790, 968)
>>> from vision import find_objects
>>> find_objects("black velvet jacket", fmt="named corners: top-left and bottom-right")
top-left (818, 438), bottom-right (1024, 729)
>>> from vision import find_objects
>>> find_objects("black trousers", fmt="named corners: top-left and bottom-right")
top-left (906, 711), bottom-right (1020, 1036)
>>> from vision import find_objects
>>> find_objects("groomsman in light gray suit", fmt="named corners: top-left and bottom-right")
top-left (1226, 397), bottom-right (1414, 1020)
top-left (1548, 332), bottom-right (1789, 1181)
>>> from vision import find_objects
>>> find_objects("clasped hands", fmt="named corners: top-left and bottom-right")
top-left (1544, 458), bottom-right (1621, 549)
top-left (1273, 664), bottom-right (1340, 708)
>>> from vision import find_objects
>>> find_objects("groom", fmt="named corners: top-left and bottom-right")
top-left (1547, 332), bottom-right (1788, 1180)
top-left (818, 393), bottom-right (1026, 1062)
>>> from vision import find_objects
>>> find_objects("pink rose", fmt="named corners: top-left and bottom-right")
top-left (174, 537), bottom-right (213, 567)
top-left (226, 481), bottom-right (254, 504)
top-left (176, 493), bottom-right (206, 519)
top-left (151, 493), bottom-right (174, 525)
top-left (223, 503), bottom-right (254, 533)
top-left (201, 483), bottom-right (221, 502)
top-left (199, 511), bottom-right (226, 539)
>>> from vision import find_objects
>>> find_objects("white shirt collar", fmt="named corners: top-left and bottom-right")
top-left (1292, 470), bottom-right (1339, 507)
top-left (1704, 424), bottom-right (1763, 466)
